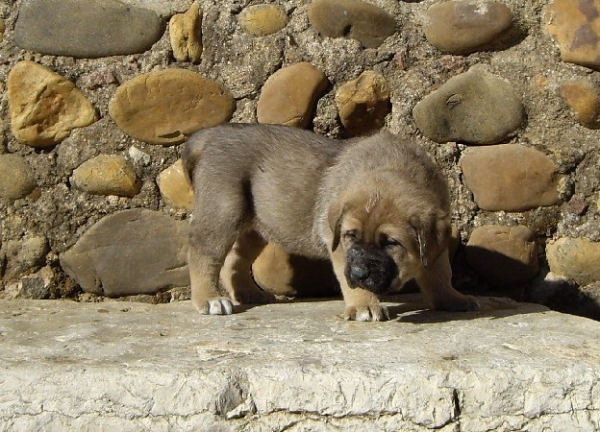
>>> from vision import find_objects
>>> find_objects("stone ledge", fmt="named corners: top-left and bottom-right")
top-left (1, 297), bottom-right (599, 431)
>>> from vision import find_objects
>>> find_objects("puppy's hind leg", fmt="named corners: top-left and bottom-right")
top-left (221, 230), bottom-right (275, 305)
top-left (188, 245), bottom-right (234, 315)
top-left (188, 186), bottom-right (248, 315)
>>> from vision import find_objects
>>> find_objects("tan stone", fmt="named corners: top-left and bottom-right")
top-left (70, 155), bottom-right (141, 197)
top-left (559, 78), bottom-right (600, 128)
top-left (239, 4), bottom-right (288, 36)
top-left (169, 1), bottom-right (203, 63)
top-left (252, 243), bottom-right (297, 297)
top-left (547, 237), bottom-right (600, 286)
top-left (157, 159), bottom-right (194, 210)
top-left (335, 71), bottom-right (391, 136)
top-left (545, 0), bottom-right (600, 70)
top-left (252, 242), bottom-right (337, 298)
top-left (257, 63), bottom-right (329, 128)
top-left (0, 154), bottom-right (37, 201)
top-left (461, 145), bottom-right (562, 212)
top-left (424, 1), bottom-right (514, 54)
top-left (0, 18), bottom-right (5, 43)
top-left (7, 61), bottom-right (98, 148)
top-left (109, 69), bottom-right (235, 145)
top-left (466, 226), bottom-right (539, 288)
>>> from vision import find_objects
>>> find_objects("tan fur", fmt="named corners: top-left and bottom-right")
top-left (182, 123), bottom-right (479, 321)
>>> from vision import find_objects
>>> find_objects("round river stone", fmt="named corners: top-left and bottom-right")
top-left (424, 1), bottom-right (514, 54)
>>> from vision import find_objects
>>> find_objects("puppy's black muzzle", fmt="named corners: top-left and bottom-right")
top-left (344, 244), bottom-right (398, 294)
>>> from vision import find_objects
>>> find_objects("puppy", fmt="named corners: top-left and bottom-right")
top-left (182, 123), bottom-right (479, 321)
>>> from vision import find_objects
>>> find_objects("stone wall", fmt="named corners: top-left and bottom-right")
top-left (0, 0), bottom-right (599, 318)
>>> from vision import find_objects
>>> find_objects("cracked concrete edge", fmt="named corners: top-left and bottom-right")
top-left (2, 299), bottom-right (600, 431)
top-left (2, 361), bottom-right (599, 431)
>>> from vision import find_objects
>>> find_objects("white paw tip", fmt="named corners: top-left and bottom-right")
top-left (355, 309), bottom-right (372, 322)
top-left (208, 299), bottom-right (233, 315)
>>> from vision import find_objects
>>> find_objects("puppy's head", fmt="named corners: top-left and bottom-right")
top-left (328, 187), bottom-right (450, 294)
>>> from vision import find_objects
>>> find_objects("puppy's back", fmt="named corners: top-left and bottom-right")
top-left (183, 123), bottom-right (340, 182)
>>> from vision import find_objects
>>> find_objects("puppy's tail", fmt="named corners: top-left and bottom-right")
top-left (181, 132), bottom-right (207, 184)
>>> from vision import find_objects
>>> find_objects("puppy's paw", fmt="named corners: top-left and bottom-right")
top-left (343, 304), bottom-right (390, 322)
top-left (194, 297), bottom-right (234, 315)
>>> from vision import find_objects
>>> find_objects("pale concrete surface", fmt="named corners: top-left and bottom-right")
top-left (1, 296), bottom-right (599, 431)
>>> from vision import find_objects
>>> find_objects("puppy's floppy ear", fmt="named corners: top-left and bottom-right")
top-left (328, 200), bottom-right (346, 252)
top-left (409, 211), bottom-right (451, 269)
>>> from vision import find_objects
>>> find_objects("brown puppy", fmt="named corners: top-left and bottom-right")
top-left (182, 123), bottom-right (479, 321)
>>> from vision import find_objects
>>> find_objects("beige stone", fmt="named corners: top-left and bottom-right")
top-left (257, 63), bottom-right (329, 128)
top-left (7, 61), bottom-right (98, 148)
top-left (70, 155), bottom-right (141, 197)
top-left (0, 154), bottom-right (37, 201)
top-left (461, 145), bottom-right (562, 212)
top-left (239, 4), bottom-right (288, 36)
top-left (466, 226), bottom-right (539, 288)
top-left (545, 0), bottom-right (600, 70)
top-left (559, 78), bottom-right (600, 128)
top-left (547, 237), bottom-right (600, 286)
top-left (157, 159), bottom-right (194, 210)
top-left (335, 71), bottom-right (391, 136)
top-left (424, 1), bottom-right (514, 54)
top-left (109, 69), bottom-right (235, 145)
top-left (169, 1), bottom-right (203, 63)
top-left (0, 18), bottom-right (5, 43)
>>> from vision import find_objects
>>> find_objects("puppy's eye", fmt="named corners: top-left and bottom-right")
top-left (380, 235), bottom-right (401, 248)
top-left (344, 230), bottom-right (359, 242)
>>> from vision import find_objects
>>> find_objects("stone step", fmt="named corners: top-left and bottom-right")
top-left (1, 297), bottom-right (599, 431)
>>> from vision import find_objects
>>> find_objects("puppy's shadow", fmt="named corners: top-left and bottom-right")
top-left (231, 295), bottom-right (315, 314)
top-left (231, 293), bottom-right (548, 323)
top-left (384, 294), bottom-right (548, 324)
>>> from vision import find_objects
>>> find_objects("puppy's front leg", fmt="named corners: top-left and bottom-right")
top-left (416, 248), bottom-right (480, 312)
top-left (188, 246), bottom-right (233, 315)
top-left (330, 253), bottom-right (389, 321)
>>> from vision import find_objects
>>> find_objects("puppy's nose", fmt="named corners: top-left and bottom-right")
top-left (349, 265), bottom-right (369, 281)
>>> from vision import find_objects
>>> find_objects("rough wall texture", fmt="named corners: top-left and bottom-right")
top-left (0, 0), bottom-right (599, 318)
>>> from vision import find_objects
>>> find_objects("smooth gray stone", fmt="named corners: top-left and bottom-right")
top-left (59, 209), bottom-right (189, 296)
top-left (413, 67), bottom-right (524, 144)
top-left (14, 0), bottom-right (165, 58)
